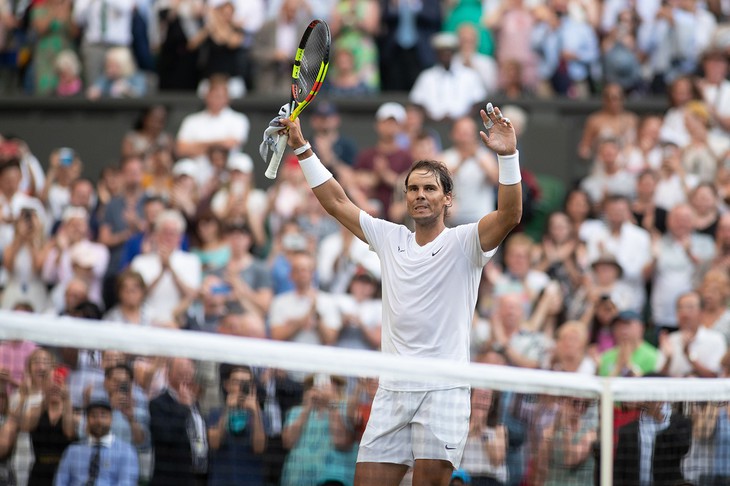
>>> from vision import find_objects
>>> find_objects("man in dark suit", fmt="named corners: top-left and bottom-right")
top-left (149, 358), bottom-right (208, 486)
top-left (614, 399), bottom-right (692, 486)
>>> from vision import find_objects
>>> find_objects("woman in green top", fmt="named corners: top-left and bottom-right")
top-left (31, 0), bottom-right (78, 95)
top-left (329, 0), bottom-right (381, 91)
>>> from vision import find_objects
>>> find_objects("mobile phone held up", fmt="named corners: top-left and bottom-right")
top-left (59, 147), bottom-right (74, 166)
top-left (52, 365), bottom-right (70, 385)
top-left (211, 283), bottom-right (232, 295)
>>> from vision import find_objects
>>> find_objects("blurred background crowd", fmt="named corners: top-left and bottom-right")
top-left (0, 0), bottom-right (726, 102)
top-left (0, 0), bottom-right (728, 485)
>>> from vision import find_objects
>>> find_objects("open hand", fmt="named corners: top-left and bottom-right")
top-left (479, 103), bottom-right (517, 156)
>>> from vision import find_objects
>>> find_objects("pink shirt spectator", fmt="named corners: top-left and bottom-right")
top-left (0, 340), bottom-right (37, 395)
top-left (490, 5), bottom-right (539, 89)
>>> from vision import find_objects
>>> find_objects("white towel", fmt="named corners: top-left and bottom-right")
top-left (259, 103), bottom-right (292, 166)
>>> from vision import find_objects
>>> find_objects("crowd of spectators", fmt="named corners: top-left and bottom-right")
top-left (0, 0), bottom-right (727, 485)
top-left (0, 0), bottom-right (727, 108)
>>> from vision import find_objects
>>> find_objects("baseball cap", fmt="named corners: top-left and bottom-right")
top-left (62, 205), bottom-right (88, 222)
top-left (375, 102), bottom-right (406, 124)
top-left (227, 152), bottom-right (253, 174)
top-left (612, 309), bottom-right (642, 325)
top-left (172, 158), bottom-right (197, 178)
top-left (591, 254), bottom-right (623, 278)
top-left (431, 32), bottom-right (459, 51)
top-left (208, 0), bottom-right (233, 8)
top-left (451, 469), bottom-right (471, 484)
top-left (312, 101), bottom-right (338, 117)
top-left (86, 397), bottom-right (112, 413)
top-left (70, 241), bottom-right (97, 269)
top-left (351, 266), bottom-right (378, 284)
top-left (282, 233), bottom-right (308, 251)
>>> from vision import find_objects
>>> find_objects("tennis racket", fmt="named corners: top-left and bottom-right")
top-left (265, 19), bottom-right (331, 180)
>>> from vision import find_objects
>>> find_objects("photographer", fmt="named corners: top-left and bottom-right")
top-left (1, 206), bottom-right (48, 311)
top-left (81, 363), bottom-right (150, 450)
top-left (207, 364), bottom-right (265, 485)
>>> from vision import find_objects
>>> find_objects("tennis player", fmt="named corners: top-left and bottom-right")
top-left (279, 102), bottom-right (522, 486)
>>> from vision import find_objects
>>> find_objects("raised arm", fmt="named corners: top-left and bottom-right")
top-left (476, 104), bottom-right (523, 252)
top-left (280, 117), bottom-right (366, 243)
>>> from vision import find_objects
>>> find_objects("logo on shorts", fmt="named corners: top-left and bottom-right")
top-left (445, 445), bottom-right (456, 450)
top-left (397, 246), bottom-right (405, 253)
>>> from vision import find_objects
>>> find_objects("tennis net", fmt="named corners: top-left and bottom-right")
top-left (1, 311), bottom-right (729, 486)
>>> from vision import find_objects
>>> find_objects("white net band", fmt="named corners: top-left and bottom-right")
top-left (2, 310), bottom-right (730, 402)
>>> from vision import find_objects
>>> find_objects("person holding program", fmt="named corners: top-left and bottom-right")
top-left (279, 101), bottom-right (522, 486)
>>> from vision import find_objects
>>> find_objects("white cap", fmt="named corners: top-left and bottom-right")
top-left (431, 32), bottom-right (459, 51)
top-left (172, 159), bottom-right (197, 178)
top-left (208, 0), bottom-right (233, 8)
top-left (70, 241), bottom-right (96, 268)
top-left (62, 206), bottom-right (88, 222)
top-left (375, 102), bottom-right (406, 124)
top-left (227, 152), bottom-right (253, 174)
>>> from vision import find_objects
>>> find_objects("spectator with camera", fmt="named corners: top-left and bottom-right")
top-left (206, 364), bottom-right (265, 485)
top-left (1, 205), bottom-right (48, 311)
top-left (80, 363), bottom-right (149, 452)
top-left (0, 156), bottom-right (47, 256)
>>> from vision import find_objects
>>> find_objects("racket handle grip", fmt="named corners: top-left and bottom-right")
top-left (265, 133), bottom-right (290, 179)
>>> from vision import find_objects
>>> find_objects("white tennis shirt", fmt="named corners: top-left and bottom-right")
top-left (360, 211), bottom-right (496, 391)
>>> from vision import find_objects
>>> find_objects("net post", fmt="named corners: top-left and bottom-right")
top-left (600, 378), bottom-right (614, 486)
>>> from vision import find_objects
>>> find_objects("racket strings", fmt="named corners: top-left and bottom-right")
top-left (296, 24), bottom-right (330, 101)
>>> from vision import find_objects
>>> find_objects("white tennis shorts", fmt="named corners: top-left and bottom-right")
top-left (357, 387), bottom-right (471, 467)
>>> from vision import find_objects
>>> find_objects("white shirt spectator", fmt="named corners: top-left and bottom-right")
top-left (234, 0), bottom-right (266, 33)
top-left (654, 173), bottom-right (699, 210)
top-left (131, 250), bottom-right (202, 324)
top-left (579, 170), bottom-right (636, 205)
top-left (269, 290), bottom-right (342, 345)
top-left (651, 234), bottom-right (716, 328)
top-left (0, 194), bottom-right (47, 252)
top-left (335, 293), bottom-right (382, 350)
top-left (665, 326), bottom-right (727, 377)
top-left (316, 231), bottom-right (381, 294)
top-left (44, 240), bottom-right (110, 311)
top-left (73, 0), bottom-right (135, 46)
top-left (585, 222), bottom-right (652, 312)
top-left (409, 63), bottom-right (486, 121)
top-left (452, 52), bottom-right (499, 94)
top-left (441, 146), bottom-right (497, 225)
top-left (176, 107), bottom-right (250, 183)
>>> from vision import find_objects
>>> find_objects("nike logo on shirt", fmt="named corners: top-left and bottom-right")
top-left (432, 247), bottom-right (444, 256)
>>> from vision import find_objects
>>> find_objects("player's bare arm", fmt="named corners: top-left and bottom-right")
top-left (280, 117), bottom-right (366, 243)
top-left (477, 103), bottom-right (523, 253)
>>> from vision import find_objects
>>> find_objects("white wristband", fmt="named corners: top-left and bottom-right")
top-left (298, 153), bottom-right (333, 188)
top-left (498, 150), bottom-right (521, 185)
top-left (293, 142), bottom-right (311, 156)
